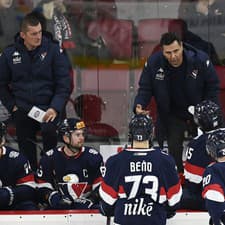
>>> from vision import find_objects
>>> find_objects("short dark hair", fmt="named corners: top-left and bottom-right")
top-left (160, 32), bottom-right (182, 46)
top-left (20, 12), bottom-right (41, 32)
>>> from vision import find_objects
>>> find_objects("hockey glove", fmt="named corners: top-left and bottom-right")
top-left (99, 200), bottom-right (115, 217)
top-left (164, 203), bottom-right (177, 219)
top-left (88, 187), bottom-right (100, 205)
top-left (0, 187), bottom-right (14, 208)
top-left (166, 210), bottom-right (176, 219)
top-left (73, 198), bottom-right (94, 209)
top-left (48, 191), bottom-right (72, 209)
top-left (58, 183), bottom-right (81, 200)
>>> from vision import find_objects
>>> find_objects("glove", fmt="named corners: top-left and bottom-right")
top-left (48, 191), bottom-right (72, 209)
top-left (0, 187), bottom-right (14, 207)
top-left (164, 203), bottom-right (177, 219)
top-left (166, 210), bottom-right (176, 219)
top-left (73, 198), bottom-right (94, 209)
top-left (99, 200), bottom-right (115, 217)
top-left (88, 187), bottom-right (100, 205)
top-left (58, 183), bottom-right (82, 200)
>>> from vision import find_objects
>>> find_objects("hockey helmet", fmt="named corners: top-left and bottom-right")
top-left (57, 118), bottom-right (86, 137)
top-left (193, 100), bottom-right (222, 131)
top-left (129, 114), bottom-right (154, 142)
top-left (206, 128), bottom-right (225, 159)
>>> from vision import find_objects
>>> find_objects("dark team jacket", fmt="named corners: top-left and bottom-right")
top-left (183, 133), bottom-right (214, 194)
top-left (0, 146), bottom-right (36, 205)
top-left (0, 33), bottom-right (71, 113)
top-left (99, 147), bottom-right (182, 225)
top-left (202, 162), bottom-right (225, 225)
top-left (36, 146), bottom-right (103, 203)
top-left (134, 44), bottom-right (219, 123)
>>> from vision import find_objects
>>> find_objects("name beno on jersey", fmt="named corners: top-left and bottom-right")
top-left (130, 161), bottom-right (152, 173)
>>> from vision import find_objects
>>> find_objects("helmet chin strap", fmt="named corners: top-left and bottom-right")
top-left (0, 137), bottom-right (5, 158)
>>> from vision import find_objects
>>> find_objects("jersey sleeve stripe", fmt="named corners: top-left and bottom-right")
top-left (202, 184), bottom-right (225, 202)
top-left (184, 161), bottom-right (205, 176)
top-left (16, 174), bottom-right (36, 188)
top-left (93, 177), bottom-right (103, 189)
top-left (159, 187), bottom-right (167, 203)
top-left (118, 185), bottom-right (127, 198)
top-left (167, 182), bottom-right (182, 206)
top-left (183, 169), bottom-right (203, 183)
top-left (99, 184), bottom-right (117, 205)
top-left (17, 174), bottom-right (35, 184)
top-left (36, 178), bottom-right (54, 190)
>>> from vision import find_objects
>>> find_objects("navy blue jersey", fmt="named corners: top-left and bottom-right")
top-left (99, 147), bottom-right (182, 225)
top-left (36, 146), bottom-right (103, 201)
top-left (0, 146), bottom-right (35, 188)
top-left (0, 146), bottom-right (36, 209)
top-left (183, 133), bottom-right (214, 193)
top-left (202, 162), bottom-right (225, 225)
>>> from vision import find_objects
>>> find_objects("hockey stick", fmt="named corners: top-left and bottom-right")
top-left (106, 216), bottom-right (111, 225)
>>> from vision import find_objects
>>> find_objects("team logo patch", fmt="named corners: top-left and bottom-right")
top-left (12, 51), bottom-right (21, 64)
top-left (46, 149), bottom-right (54, 156)
top-left (155, 68), bottom-right (165, 80)
top-left (40, 52), bottom-right (47, 61)
top-left (63, 174), bottom-right (79, 183)
top-left (190, 69), bottom-right (198, 79)
top-left (75, 121), bottom-right (85, 129)
top-left (71, 183), bottom-right (87, 198)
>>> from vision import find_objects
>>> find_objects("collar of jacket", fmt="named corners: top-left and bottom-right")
top-left (14, 33), bottom-right (52, 52)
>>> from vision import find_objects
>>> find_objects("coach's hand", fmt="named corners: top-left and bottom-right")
top-left (43, 108), bottom-right (57, 122)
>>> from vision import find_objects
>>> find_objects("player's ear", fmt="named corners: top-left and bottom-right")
top-left (20, 31), bottom-right (25, 40)
top-left (63, 134), bottom-right (69, 143)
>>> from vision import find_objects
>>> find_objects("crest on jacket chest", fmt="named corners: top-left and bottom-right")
top-left (12, 51), bottom-right (21, 64)
top-left (155, 67), bottom-right (165, 80)
top-left (189, 69), bottom-right (198, 79)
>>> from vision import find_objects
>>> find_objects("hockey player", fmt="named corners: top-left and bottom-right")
top-left (0, 122), bottom-right (37, 210)
top-left (36, 118), bottom-right (103, 209)
top-left (202, 128), bottom-right (225, 225)
top-left (99, 114), bottom-right (182, 225)
top-left (181, 100), bottom-right (223, 210)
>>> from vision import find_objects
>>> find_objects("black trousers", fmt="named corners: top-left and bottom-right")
top-left (156, 115), bottom-right (197, 173)
top-left (13, 109), bottom-right (58, 170)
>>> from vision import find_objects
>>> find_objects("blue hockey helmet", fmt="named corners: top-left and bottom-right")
top-left (129, 114), bottom-right (154, 142)
top-left (193, 100), bottom-right (223, 131)
top-left (57, 118), bottom-right (86, 137)
top-left (206, 128), bottom-right (225, 160)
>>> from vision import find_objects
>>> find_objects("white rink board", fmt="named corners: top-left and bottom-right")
top-left (0, 211), bottom-right (210, 225)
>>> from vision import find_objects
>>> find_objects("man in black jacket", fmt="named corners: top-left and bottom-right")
top-left (0, 12), bottom-right (71, 170)
top-left (134, 32), bottom-right (219, 172)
